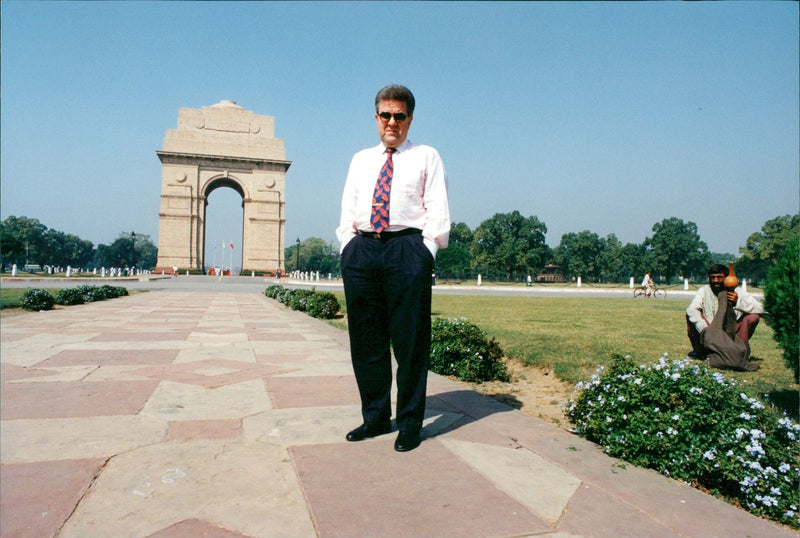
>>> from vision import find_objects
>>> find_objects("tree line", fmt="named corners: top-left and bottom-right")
top-left (4, 212), bottom-right (796, 283)
top-left (289, 213), bottom-right (797, 285)
top-left (438, 212), bottom-right (797, 284)
top-left (0, 216), bottom-right (157, 271)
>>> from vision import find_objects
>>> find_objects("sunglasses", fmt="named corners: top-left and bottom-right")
top-left (377, 112), bottom-right (409, 123)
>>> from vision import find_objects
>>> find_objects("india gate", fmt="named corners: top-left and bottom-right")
top-left (155, 100), bottom-right (291, 275)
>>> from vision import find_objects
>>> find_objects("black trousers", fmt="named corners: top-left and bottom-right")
top-left (341, 231), bottom-right (434, 434)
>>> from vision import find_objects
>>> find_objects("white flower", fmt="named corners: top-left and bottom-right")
top-left (634, 378), bottom-right (643, 385)
top-left (745, 441), bottom-right (765, 457)
top-left (739, 412), bottom-right (753, 421)
top-left (770, 487), bottom-right (782, 496)
top-left (779, 462), bottom-right (791, 473)
top-left (689, 387), bottom-right (703, 395)
top-left (671, 414), bottom-right (680, 421)
top-left (712, 372), bottom-right (727, 384)
top-left (667, 427), bottom-right (677, 436)
top-left (656, 431), bottom-right (664, 439)
top-left (740, 476), bottom-right (757, 487)
top-left (762, 496), bottom-right (778, 507)
top-left (670, 373), bottom-right (681, 381)
top-left (747, 460), bottom-right (764, 471)
top-left (703, 449), bottom-right (716, 460)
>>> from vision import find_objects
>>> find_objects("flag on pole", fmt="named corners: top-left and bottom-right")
top-left (231, 242), bottom-right (234, 249)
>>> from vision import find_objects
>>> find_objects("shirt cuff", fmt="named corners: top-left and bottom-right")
top-left (424, 237), bottom-right (438, 259)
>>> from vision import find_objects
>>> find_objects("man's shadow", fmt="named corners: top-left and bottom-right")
top-left (418, 389), bottom-right (522, 439)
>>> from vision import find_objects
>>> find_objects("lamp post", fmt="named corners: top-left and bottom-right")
top-left (131, 231), bottom-right (136, 270)
top-left (296, 238), bottom-right (300, 273)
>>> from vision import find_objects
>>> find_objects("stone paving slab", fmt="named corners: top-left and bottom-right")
top-left (1, 291), bottom-right (795, 537)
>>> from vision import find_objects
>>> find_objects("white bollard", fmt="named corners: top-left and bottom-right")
top-left (477, 274), bottom-right (482, 286)
top-left (11, 264), bottom-right (17, 276)
top-left (742, 279), bottom-right (747, 292)
top-left (66, 266), bottom-right (72, 277)
top-left (577, 276), bottom-right (582, 288)
top-left (629, 277), bottom-right (634, 289)
top-left (252, 271), bottom-right (255, 277)
top-left (684, 278), bottom-right (689, 290)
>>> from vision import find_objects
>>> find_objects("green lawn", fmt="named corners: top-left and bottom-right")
top-left (0, 288), bottom-right (61, 309)
top-left (329, 291), bottom-right (797, 417)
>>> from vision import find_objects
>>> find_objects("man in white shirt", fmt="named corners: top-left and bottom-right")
top-left (641, 272), bottom-right (655, 297)
top-left (686, 263), bottom-right (764, 368)
top-left (337, 85), bottom-right (450, 452)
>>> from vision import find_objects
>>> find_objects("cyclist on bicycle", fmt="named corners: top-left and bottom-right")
top-left (641, 272), bottom-right (656, 297)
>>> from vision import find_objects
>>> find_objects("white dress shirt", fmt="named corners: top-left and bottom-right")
top-left (337, 140), bottom-right (450, 258)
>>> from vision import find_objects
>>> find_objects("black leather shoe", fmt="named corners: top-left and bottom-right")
top-left (346, 422), bottom-right (392, 442)
top-left (394, 431), bottom-right (421, 452)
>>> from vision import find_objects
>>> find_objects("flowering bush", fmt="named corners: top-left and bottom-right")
top-left (265, 284), bottom-right (283, 299)
top-left (305, 291), bottom-right (340, 319)
top-left (20, 288), bottom-right (55, 311)
top-left (79, 284), bottom-right (128, 302)
top-left (54, 285), bottom-right (128, 305)
top-left (289, 289), bottom-right (314, 311)
top-left (277, 287), bottom-right (295, 305)
top-left (566, 353), bottom-right (800, 529)
top-left (54, 287), bottom-right (85, 305)
top-left (430, 317), bottom-right (509, 383)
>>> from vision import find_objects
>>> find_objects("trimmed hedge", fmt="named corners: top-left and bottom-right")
top-left (430, 317), bottom-right (509, 382)
top-left (55, 287), bottom-right (85, 305)
top-left (264, 285), bottom-right (340, 319)
top-left (54, 285), bottom-right (129, 306)
top-left (20, 289), bottom-right (55, 311)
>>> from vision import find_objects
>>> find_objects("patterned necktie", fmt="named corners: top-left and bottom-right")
top-left (370, 148), bottom-right (395, 233)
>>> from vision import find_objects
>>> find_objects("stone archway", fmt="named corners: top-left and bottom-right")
top-left (154, 101), bottom-right (291, 274)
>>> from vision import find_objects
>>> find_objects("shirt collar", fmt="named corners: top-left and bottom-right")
top-left (379, 139), bottom-right (412, 154)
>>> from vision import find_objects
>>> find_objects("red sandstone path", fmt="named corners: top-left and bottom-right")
top-left (1, 291), bottom-right (792, 537)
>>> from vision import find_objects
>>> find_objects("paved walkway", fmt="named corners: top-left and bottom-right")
top-left (0, 291), bottom-right (792, 537)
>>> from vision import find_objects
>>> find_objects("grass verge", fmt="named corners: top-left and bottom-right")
top-left (327, 291), bottom-right (797, 418)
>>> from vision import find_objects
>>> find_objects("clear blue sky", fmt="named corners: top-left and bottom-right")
top-left (2, 1), bottom-right (798, 269)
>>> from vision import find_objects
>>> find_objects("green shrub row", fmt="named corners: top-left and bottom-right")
top-left (566, 353), bottom-right (800, 530)
top-left (264, 285), bottom-right (340, 319)
top-left (20, 285), bottom-right (129, 311)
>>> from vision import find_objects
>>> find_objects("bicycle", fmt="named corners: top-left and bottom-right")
top-left (634, 286), bottom-right (666, 299)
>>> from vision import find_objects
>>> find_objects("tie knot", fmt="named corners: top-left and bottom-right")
top-left (385, 148), bottom-right (395, 155)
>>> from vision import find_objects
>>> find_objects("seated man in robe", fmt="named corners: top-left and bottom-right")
top-left (686, 264), bottom-right (764, 370)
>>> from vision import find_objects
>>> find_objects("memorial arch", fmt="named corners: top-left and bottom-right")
top-left (155, 100), bottom-right (291, 274)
